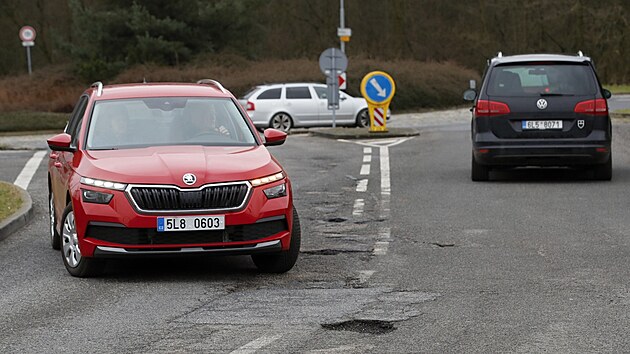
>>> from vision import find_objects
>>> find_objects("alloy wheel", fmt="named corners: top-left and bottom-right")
top-left (271, 114), bottom-right (292, 132)
top-left (62, 211), bottom-right (81, 268)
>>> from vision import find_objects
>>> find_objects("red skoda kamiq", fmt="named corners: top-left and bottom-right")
top-left (47, 80), bottom-right (300, 277)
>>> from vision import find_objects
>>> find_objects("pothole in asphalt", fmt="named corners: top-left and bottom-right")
top-left (327, 217), bottom-right (347, 223)
top-left (321, 319), bottom-right (396, 335)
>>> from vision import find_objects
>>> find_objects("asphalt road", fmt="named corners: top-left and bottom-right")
top-left (2, 110), bottom-right (630, 352)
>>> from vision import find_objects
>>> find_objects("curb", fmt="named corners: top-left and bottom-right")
top-left (0, 184), bottom-right (34, 242)
top-left (309, 127), bottom-right (420, 140)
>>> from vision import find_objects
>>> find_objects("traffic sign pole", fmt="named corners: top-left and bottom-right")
top-left (360, 71), bottom-right (396, 133)
top-left (319, 47), bottom-right (348, 129)
top-left (26, 46), bottom-right (32, 75)
top-left (19, 26), bottom-right (36, 76)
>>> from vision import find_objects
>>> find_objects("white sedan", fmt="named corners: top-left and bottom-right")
top-left (239, 83), bottom-right (389, 132)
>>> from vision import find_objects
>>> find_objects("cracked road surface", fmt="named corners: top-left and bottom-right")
top-left (3, 110), bottom-right (630, 351)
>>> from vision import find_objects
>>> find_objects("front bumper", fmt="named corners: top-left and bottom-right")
top-left (72, 180), bottom-right (293, 257)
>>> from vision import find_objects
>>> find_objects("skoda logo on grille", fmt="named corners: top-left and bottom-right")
top-left (536, 99), bottom-right (548, 110)
top-left (182, 173), bottom-right (197, 185)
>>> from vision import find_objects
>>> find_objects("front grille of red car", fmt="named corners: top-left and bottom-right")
top-left (86, 218), bottom-right (287, 245)
top-left (128, 183), bottom-right (250, 212)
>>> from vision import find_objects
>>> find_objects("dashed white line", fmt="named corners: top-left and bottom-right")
top-left (14, 150), bottom-right (46, 190)
top-left (358, 270), bottom-right (376, 284)
top-left (379, 227), bottom-right (391, 241)
top-left (356, 179), bottom-right (368, 192)
top-left (352, 198), bottom-right (365, 217)
top-left (230, 334), bottom-right (283, 354)
top-left (363, 147), bottom-right (372, 154)
top-left (373, 241), bottom-right (389, 256)
top-left (363, 155), bottom-right (372, 163)
top-left (360, 164), bottom-right (371, 175)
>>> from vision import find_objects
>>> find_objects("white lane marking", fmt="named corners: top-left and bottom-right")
top-left (380, 146), bottom-right (390, 196)
top-left (358, 270), bottom-right (376, 284)
top-left (356, 179), bottom-right (368, 192)
top-left (363, 155), bottom-right (372, 163)
top-left (379, 227), bottom-right (391, 241)
top-left (230, 334), bottom-right (283, 354)
top-left (373, 241), bottom-right (389, 256)
top-left (14, 151), bottom-right (46, 190)
top-left (360, 164), bottom-right (370, 175)
top-left (363, 147), bottom-right (372, 154)
top-left (352, 198), bottom-right (365, 217)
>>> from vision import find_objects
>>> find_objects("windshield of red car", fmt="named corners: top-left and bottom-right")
top-left (86, 97), bottom-right (257, 150)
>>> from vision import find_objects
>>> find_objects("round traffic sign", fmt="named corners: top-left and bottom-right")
top-left (360, 71), bottom-right (396, 105)
top-left (19, 26), bottom-right (36, 42)
top-left (319, 48), bottom-right (348, 75)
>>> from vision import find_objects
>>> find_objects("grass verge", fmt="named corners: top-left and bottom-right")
top-left (0, 182), bottom-right (23, 222)
top-left (0, 111), bottom-right (68, 132)
top-left (607, 85), bottom-right (630, 94)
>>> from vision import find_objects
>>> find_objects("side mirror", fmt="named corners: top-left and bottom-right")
top-left (47, 133), bottom-right (75, 152)
top-left (602, 89), bottom-right (612, 99)
top-left (463, 89), bottom-right (477, 101)
top-left (263, 129), bottom-right (287, 146)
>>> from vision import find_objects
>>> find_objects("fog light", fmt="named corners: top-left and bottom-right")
top-left (81, 189), bottom-right (113, 204)
top-left (263, 183), bottom-right (286, 199)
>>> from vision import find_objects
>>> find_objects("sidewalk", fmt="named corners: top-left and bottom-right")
top-left (0, 133), bottom-right (50, 150)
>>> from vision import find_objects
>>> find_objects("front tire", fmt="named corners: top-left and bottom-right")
top-left (252, 208), bottom-right (301, 273)
top-left (49, 193), bottom-right (61, 250)
top-left (270, 113), bottom-right (293, 133)
top-left (356, 109), bottom-right (369, 127)
top-left (593, 155), bottom-right (612, 181)
top-left (471, 153), bottom-right (490, 181)
top-left (60, 203), bottom-right (104, 277)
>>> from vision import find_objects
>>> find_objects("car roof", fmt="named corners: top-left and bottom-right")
top-left (254, 82), bottom-right (325, 89)
top-left (491, 54), bottom-right (592, 66)
top-left (88, 83), bottom-right (233, 100)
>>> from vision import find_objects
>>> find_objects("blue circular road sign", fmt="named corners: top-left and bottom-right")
top-left (360, 71), bottom-right (396, 105)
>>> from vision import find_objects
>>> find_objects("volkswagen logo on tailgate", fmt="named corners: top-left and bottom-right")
top-left (536, 99), bottom-right (548, 110)
top-left (182, 173), bottom-right (197, 185)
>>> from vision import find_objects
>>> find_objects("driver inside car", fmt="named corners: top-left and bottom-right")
top-left (185, 101), bottom-right (230, 139)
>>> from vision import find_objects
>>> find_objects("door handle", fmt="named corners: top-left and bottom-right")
top-left (53, 162), bottom-right (62, 168)
top-left (49, 152), bottom-right (59, 159)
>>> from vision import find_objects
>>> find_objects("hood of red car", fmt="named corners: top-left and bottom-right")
top-left (80, 145), bottom-right (282, 187)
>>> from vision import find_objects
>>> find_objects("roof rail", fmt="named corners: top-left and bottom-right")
top-left (577, 50), bottom-right (584, 57)
top-left (497, 51), bottom-right (503, 58)
top-left (197, 79), bottom-right (227, 93)
top-left (91, 81), bottom-right (103, 97)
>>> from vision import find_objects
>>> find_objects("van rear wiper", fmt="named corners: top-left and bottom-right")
top-left (539, 92), bottom-right (573, 97)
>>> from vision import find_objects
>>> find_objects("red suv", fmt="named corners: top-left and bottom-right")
top-left (47, 80), bottom-right (300, 277)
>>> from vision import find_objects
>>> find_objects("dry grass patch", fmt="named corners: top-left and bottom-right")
top-left (0, 182), bottom-right (23, 222)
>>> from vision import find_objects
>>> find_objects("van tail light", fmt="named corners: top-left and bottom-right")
top-left (246, 101), bottom-right (255, 111)
top-left (574, 99), bottom-right (608, 116)
top-left (475, 100), bottom-right (510, 116)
